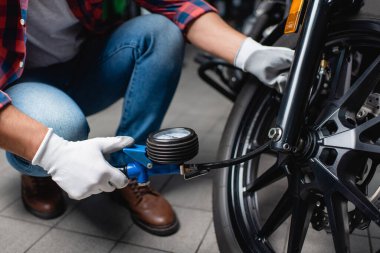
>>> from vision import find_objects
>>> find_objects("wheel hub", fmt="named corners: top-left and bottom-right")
top-left (267, 123), bottom-right (377, 233)
top-left (294, 130), bottom-right (319, 161)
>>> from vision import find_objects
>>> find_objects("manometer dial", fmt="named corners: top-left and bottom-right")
top-left (146, 127), bottom-right (198, 164)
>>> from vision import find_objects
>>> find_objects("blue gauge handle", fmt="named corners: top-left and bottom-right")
top-left (120, 144), bottom-right (181, 184)
top-left (121, 162), bottom-right (181, 184)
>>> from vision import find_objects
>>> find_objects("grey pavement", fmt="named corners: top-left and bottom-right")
top-left (1, 46), bottom-right (380, 253)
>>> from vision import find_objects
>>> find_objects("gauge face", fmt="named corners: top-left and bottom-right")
top-left (153, 128), bottom-right (191, 141)
top-left (147, 127), bottom-right (198, 164)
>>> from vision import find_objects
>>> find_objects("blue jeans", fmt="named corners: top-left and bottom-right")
top-left (5, 14), bottom-right (185, 177)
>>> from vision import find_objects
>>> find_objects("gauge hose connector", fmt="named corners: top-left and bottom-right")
top-left (146, 127), bottom-right (199, 164)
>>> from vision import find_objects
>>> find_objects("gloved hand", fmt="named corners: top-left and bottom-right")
top-left (235, 37), bottom-right (294, 93)
top-left (32, 128), bottom-right (134, 200)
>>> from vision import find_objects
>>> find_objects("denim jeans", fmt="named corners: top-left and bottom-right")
top-left (5, 14), bottom-right (185, 177)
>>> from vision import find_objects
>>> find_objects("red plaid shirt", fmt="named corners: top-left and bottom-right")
top-left (0, 0), bottom-right (216, 110)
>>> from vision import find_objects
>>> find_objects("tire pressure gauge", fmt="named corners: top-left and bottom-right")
top-left (146, 127), bottom-right (199, 164)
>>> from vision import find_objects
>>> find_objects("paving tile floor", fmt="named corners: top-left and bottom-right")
top-left (1, 46), bottom-right (380, 253)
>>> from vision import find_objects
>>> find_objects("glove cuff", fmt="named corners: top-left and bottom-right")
top-left (234, 37), bottom-right (262, 71)
top-left (32, 128), bottom-right (54, 167)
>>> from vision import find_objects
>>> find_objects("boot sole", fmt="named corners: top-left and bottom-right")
top-left (131, 212), bottom-right (180, 236)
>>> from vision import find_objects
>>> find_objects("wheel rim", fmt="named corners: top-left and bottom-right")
top-left (226, 33), bottom-right (380, 252)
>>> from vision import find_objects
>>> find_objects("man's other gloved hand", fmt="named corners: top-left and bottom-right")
top-left (32, 128), bottom-right (134, 200)
top-left (235, 37), bottom-right (294, 93)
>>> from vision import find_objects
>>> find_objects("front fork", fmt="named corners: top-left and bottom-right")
top-left (271, 0), bottom-right (331, 151)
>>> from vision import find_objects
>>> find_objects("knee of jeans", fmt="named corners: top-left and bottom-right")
top-left (147, 15), bottom-right (184, 53)
top-left (122, 14), bottom-right (185, 60)
top-left (145, 15), bottom-right (185, 75)
top-left (143, 15), bottom-right (183, 40)
top-left (6, 82), bottom-right (89, 141)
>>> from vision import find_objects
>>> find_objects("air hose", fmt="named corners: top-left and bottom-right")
top-left (145, 127), bottom-right (269, 171)
top-left (122, 127), bottom-right (269, 183)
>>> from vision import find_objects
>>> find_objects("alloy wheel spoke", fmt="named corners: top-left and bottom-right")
top-left (258, 190), bottom-right (292, 238)
top-left (329, 49), bottom-right (352, 100)
top-left (322, 133), bottom-right (380, 156)
top-left (336, 55), bottom-right (380, 113)
top-left (311, 158), bottom-right (380, 224)
top-left (354, 143), bottom-right (380, 157)
top-left (321, 115), bottom-right (380, 157)
top-left (315, 55), bottom-right (380, 131)
top-left (356, 114), bottom-right (380, 136)
top-left (287, 197), bottom-right (313, 253)
top-left (324, 193), bottom-right (351, 253)
top-left (338, 179), bottom-right (380, 225)
top-left (245, 162), bottom-right (286, 193)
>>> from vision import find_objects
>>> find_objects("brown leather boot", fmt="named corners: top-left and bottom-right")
top-left (21, 175), bottom-right (65, 219)
top-left (116, 180), bottom-right (179, 236)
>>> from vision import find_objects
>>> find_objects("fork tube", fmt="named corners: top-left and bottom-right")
top-left (272, 0), bottom-right (333, 151)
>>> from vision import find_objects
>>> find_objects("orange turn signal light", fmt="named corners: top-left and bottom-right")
top-left (285, 0), bottom-right (305, 34)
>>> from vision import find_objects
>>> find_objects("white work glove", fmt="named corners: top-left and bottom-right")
top-left (235, 37), bottom-right (294, 93)
top-left (32, 128), bottom-right (134, 200)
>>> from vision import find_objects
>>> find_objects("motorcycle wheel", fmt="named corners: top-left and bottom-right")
top-left (213, 16), bottom-right (380, 253)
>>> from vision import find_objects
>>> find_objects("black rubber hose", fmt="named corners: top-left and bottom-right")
top-left (185, 141), bottom-right (270, 170)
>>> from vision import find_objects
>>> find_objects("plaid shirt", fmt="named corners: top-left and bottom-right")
top-left (0, 0), bottom-right (216, 110)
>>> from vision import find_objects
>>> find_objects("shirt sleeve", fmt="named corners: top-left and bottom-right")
top-left (134, 0), bottom-right (218, 32)
top-left (0, 91), bottom-right (12, 110)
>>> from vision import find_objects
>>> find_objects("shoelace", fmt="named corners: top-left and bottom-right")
top-left (129, 180), bottom-right (159, 203)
